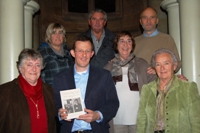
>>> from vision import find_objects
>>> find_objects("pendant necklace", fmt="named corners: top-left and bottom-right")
top-left (30, 98), bottom-right (40, 119)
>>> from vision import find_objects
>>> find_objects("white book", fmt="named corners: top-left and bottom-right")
top-left (60, 89), bottom-right (85, 119)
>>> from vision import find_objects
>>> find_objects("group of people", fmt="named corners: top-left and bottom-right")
top-left (0, 7), bottom-right (200, 133)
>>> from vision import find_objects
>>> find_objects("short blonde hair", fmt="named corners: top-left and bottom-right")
top-left (45, 23), bottom-right (66, 44)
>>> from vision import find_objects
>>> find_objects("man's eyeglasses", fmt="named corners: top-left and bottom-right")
top-left (118, 39), bottom-right (132, 44)
top-left (75, 50), bottom-right (92, 54)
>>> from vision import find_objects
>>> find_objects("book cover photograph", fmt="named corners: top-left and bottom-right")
top-left (60, 89), bottom-right (85, 119)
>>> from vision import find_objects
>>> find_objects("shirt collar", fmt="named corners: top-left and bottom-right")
top-left (91, 29), bottom-right (105, 39)
top-left (74, 64), bottom-right (90, 75)
top-left (143, 29), bottom-right (159, 37)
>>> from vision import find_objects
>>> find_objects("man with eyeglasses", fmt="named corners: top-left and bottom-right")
top-left (80, 8), bottom-right (115, 68)
top-left (53, 34), bottom-right (119, 133)
top-left (134, 7), bottom-right (181, 73)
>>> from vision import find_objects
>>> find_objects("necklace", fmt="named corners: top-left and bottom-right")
top-left (30, 98), bottom-right (40, 119)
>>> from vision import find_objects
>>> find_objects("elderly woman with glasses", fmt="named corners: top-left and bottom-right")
top-left (104, 30), bottom-right (157, 133)
top-left (136, 48), bottom-right (200, 133)
top-left (0, 48), bottom-right (56, 133)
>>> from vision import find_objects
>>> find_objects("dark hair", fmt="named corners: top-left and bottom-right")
top-left (72, 34), bottom-right (94, 51)
top-left (16, 48), bottom-right (44, 70)
top-left (113, 30), bottom-right (135, 53)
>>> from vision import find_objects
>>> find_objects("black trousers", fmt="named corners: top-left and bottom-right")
top-left (74, 130), bottom-right (93, 133)
top-left (154, 130), bottom-right (165, 133)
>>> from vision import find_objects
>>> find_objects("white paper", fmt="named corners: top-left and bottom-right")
top-left (60, 89), bottom-right (85, 119)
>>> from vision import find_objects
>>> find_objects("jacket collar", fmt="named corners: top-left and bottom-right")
top-left (150, 76), bottom-right (180, 97)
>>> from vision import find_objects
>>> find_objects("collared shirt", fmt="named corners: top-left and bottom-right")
top-left (143, 29), bottom-right (159, 37)
top-left (71, 64), bottom-right (103, 132)
top-left (72, 64), bottom-right (92, 132)
top-left (91, 29), bottom-right (105, 55)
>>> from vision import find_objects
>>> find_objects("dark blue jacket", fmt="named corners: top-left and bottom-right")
top-left (81, 28), bottom-right (115, 68)
top-left (52, 65), bottom-right (119, 133)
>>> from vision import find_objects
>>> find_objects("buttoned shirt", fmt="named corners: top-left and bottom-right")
top-left (72, 65), bottom-right (103, 132)
top-left (91, 30), bottom-right (105, 55)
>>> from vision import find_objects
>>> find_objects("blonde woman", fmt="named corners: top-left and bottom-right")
top-left (38, 23), bottom-right (73, 86)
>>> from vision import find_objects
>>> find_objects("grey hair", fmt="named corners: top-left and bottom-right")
top-left (88, 9), bottom-right (107, 21)
top-left (151, 48), bottom-right (178, 68)
top-left (16, 48), bottom-right (44, 70)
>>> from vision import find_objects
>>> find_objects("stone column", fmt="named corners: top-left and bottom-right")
top-left (178, 0), bottom-right (200, 91)
top-left (161, 0), bottom-right (181, 74)
top-left (24, 0), bottom-right (40, 48)
top-left (161, 0), bottom-right (181, 58)
top-left (0, 0), bottom-right (30, 84)
top-left (148, 0), bottom-right (168, 33)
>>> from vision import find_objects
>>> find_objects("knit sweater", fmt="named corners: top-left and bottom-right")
top-left (134, 32), bottom-right (181, 71)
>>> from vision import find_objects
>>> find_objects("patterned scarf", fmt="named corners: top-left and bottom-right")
top-left (111, 53), bottom-right (138, 90)
top-left (155, 75), bottom-right (175, 131)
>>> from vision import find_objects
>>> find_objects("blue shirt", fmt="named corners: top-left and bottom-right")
top-left (143, 29), bottom-right (159, 37)
top-left (72, 64), bottom-right (92, 132)
top-left (71, 65), bottom-right (102, 132)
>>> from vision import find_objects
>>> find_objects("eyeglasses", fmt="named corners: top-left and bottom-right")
top-left (118, 39), bottom-right (132, 44)
top-left (75, 50), bottom-right (92, 54)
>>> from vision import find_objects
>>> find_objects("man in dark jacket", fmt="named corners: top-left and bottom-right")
top-left (53, 35), bottom-right (119, 133)
top-left (81, 9), bottom-right (115, 68)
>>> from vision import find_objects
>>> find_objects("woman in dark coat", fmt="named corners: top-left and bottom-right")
top-left (0, 48), bottom-right (56, 133)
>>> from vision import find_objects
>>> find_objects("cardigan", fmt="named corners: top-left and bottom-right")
top-left (104, 55), bottom-right (157, 133)
top-left (0, 78), bottom-right (56, 133)
top-left (104, 56), bottom-right (157, 93)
